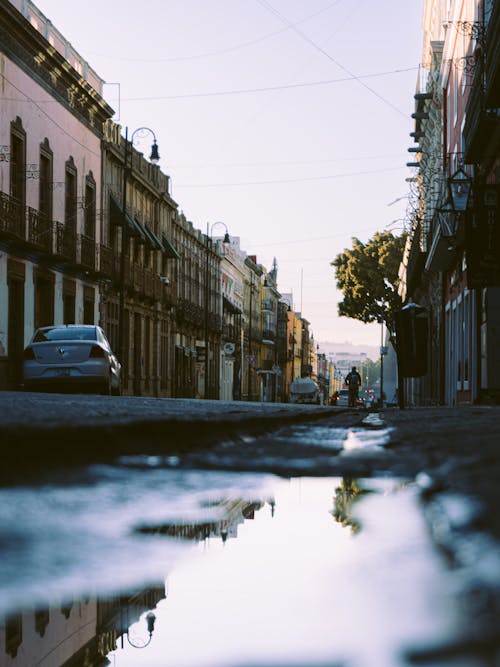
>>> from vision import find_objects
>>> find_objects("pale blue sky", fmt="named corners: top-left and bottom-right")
top-left (34, 0), bottom-right (424, 346)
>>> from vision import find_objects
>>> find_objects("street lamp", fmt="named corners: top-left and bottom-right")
top-left (125, 611), bottom-right (156, 649)
top-left (436, 167), bottom-right (472, 245)
top-left (204, 221), bottom-right (230, 399)
top-left (448, 166), bottom-right (472, 211)
top-left (118, 127), bottom-right (160, 380)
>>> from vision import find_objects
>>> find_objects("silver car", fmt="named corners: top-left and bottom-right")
top-left (22, 324), bottom-right (121, 395)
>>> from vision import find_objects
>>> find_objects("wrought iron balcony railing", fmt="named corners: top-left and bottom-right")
top-left (0, 191), bottom-right (25, 240)
top-left (55, 222), bottom-right (77, 261)
top-left (79, 234), bottom-right (96, 271)
top-left (28, 208), bottom-right (52, 253)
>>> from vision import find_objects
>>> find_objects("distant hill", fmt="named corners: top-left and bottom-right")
top-left (317, 341), bottom-right (379, 362)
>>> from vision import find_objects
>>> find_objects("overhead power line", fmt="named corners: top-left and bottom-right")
top-left (111, 67), bottom-right (417, 103)
top-left (175, 166), bottom-right (405, 188)
top-left (255, 0), bottom-right (408, 116)
top-left (84, 0), bottom-right (345, 63)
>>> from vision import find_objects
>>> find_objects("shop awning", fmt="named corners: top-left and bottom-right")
top-left (142, 224), bottom-right (164, 251)
top-left (162, 234), bottom-right (181, 259)
top-left (109, 193), bottom-right (147, 243)
top-left (223, 296), bottom-right (242, 314)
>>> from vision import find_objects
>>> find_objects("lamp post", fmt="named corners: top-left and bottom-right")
top-left (118, 127), bottom-right (160, 380)
top-left (124, 611), bottom-right (156, 649)
top-left (204, 221), bottom-right (230, 399)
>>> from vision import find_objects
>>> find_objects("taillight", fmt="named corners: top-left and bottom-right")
top-left (23, 347), bottom-right (36, 360)
top-left (89, 345), bottom-right (106, 358)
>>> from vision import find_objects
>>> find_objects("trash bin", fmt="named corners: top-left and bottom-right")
top-left (395, 301), bottom-right (428, 377)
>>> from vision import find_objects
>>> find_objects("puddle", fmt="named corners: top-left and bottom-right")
top-left (1, 419), bottom-right (490, 666)
top-left (106, 477), bottom-right (459, 667)
top-left (0, 471), bottom-right (462, 667)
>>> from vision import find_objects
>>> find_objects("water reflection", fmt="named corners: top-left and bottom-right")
top-left (0, 470), bottom-right (463, 667)
top-left (0, 494), bottom-right (271, 667)
top-left (135, 499), bottom-right (265, 542)
top-left (332, 477), bottom-right (373, 533)
top-left (1, 585), bottom-right (165, 667)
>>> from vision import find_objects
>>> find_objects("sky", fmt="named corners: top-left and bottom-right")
top-left (34, 0), bottom-right (424, 347)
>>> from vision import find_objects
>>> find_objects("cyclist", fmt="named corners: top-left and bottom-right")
top-left (345, 366), bottom-right (362, 407)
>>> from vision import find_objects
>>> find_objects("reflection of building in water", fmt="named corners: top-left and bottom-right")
top-left (0, 586), bottom-right (165, 666)
top-left (0, 496), bottom-right (270, 664)
top-left (136, 499), bottom-right (264, 543)
top-left (332, 478), bottom-right (372, 534)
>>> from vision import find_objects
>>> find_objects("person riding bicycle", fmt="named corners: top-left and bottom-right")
top-left (345, 366), bottom-right (362, 407)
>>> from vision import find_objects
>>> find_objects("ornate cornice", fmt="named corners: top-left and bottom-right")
top-left (0, 0), bottom-right (114, 137)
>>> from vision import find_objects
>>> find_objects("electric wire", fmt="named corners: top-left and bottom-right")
top-left (82, 0), bottom-right (346, 63)
top-left (175, 166), bottom-right (405, 188)
top-left (5, 66), bottom-right (417, 104)
top-left (255, 0), bottom-right (408, 117)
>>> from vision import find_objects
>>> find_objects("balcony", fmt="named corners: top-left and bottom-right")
top-left (176, 298), bottom-right (204, 327)
top-left (144, 267), bottom-right (155, 299)
top-left (261, 299), bottom-right (274, 311)
top-left (79, 234), bottom-right (96, 271)
top-left (55, 222), bottom-right (77, 262)
top-left (161, 280), bottom-right (177, 307)
top-left (262, 328), bottom-right (276, 343)
top-left (0, 191), bottom-right (25, 240)
top-left (27, 208), bottom-right (53, 253)
top-left (99, 244), bottom-right (113, 277)
top-left (132, 265), bottom-right (145, 296)
top-left (222, 322), bottom-right (240, 342)
top-left (463, 65), bottom-right (500, 163)
top-left (485, 0), bottom-right (500, 107)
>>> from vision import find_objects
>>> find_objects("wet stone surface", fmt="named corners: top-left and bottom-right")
top-left (1, 396), bottom-right (500, 665)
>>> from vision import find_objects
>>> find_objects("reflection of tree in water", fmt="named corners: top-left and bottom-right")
top-left (332, 478), bottom-right (372, 534)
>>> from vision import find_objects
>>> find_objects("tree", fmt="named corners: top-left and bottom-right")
top-left (332, 231), bottom-right (407, 345)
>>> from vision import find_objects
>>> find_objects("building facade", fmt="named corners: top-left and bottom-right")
top-left (0, 0), bottom-right (113, 389)
top-left (401, 0), bottom-right (500, 406)
top-left (0, 0), bottom-right (324, 403)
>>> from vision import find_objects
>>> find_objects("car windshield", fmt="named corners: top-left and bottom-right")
top-left (33, 327), bottom-right (97, 343)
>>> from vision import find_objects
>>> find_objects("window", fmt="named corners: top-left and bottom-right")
top-left (10, 117), bottom-right (26, 205)
top-left (84, 172), bottom-right (96, 239)
top-left (39, 139), bottom-right (53, 222)
top-left (65, 157), bottom-right (77, 228)
top-left (83, 286), bottom-right (95, 324)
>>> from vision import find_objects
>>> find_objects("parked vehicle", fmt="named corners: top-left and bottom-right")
top-left (289, 377), bottom-right (320, 404)
top-left (22, 324), bottom-right (121, 395)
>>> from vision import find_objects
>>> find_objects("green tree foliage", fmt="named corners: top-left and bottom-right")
top-left (332, 231), bottom-right (407, 343)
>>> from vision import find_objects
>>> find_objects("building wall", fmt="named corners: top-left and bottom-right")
top-left (0, 0), bottom-right (112, 388)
